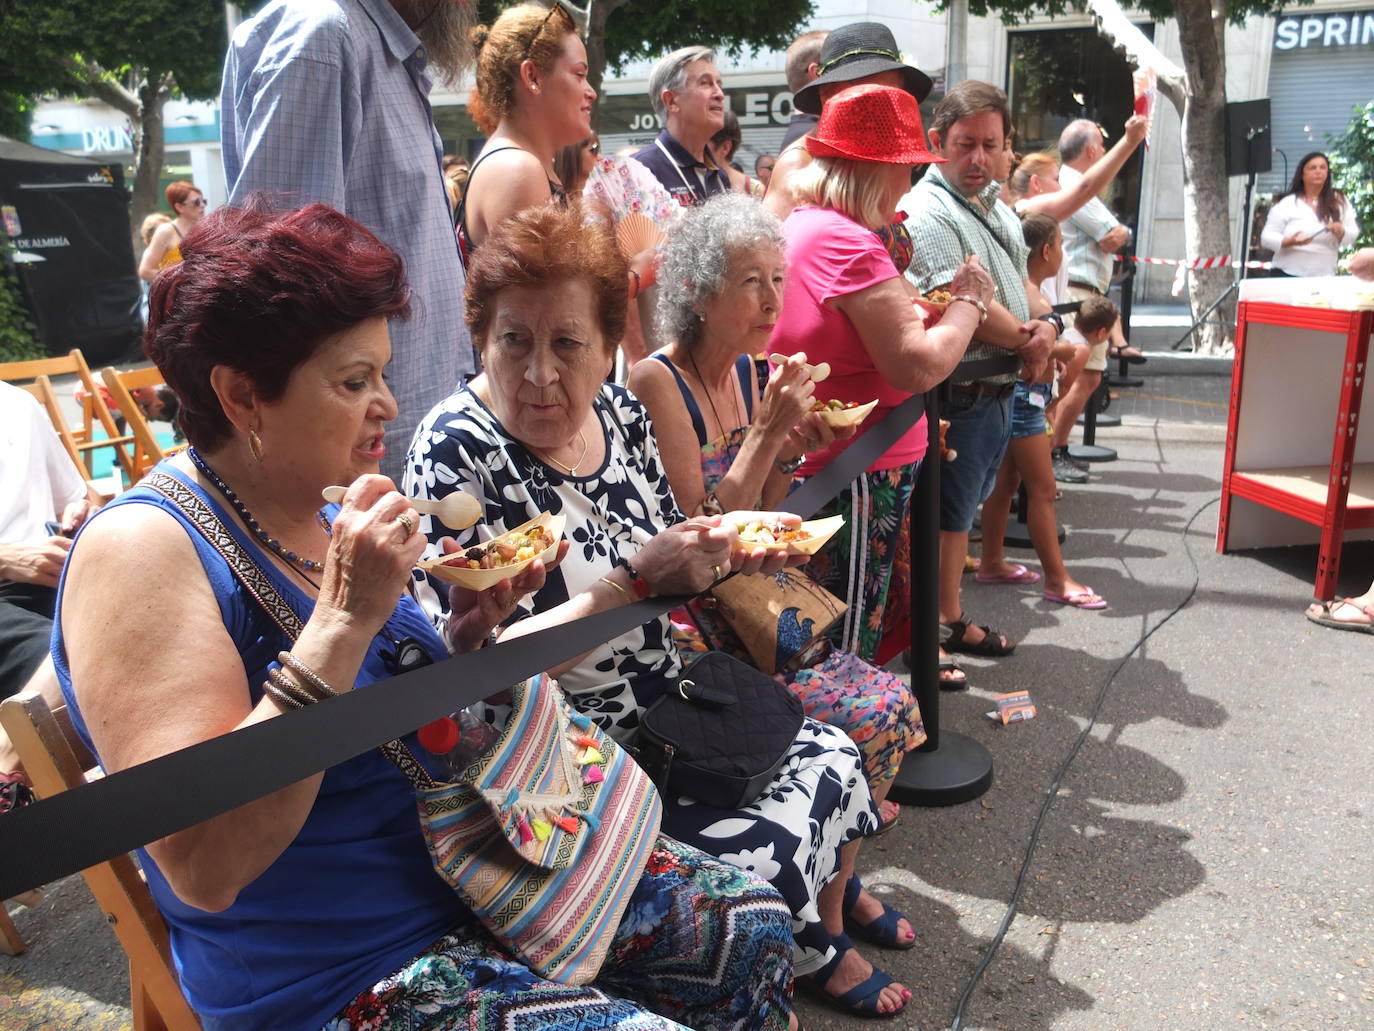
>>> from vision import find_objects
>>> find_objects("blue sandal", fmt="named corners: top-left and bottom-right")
top-left (803, 932), bottom-right (907, 1018)
top-left (843, 876), bottom-right (916, 950)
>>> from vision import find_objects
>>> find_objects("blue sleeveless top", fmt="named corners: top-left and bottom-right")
top-left (52, 465), bottom-right (468, 1031)
top-left (649, 352), bottom-right (755, 447)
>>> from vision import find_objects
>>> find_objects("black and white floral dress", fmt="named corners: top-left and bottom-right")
top-left (406, 383), bottom-right (878, 975)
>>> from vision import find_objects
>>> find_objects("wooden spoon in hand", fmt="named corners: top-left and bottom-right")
top-left (321, 486), bottom-right (482, 531)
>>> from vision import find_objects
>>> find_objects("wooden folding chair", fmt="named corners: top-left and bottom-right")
top-left (16, 376), bottom-right (120, 502)
top-left (0, 349), bottom-right (138, 485)
top-left (101, 366), bottom-right (178, 482)
top-left (0, 685), bottom-right (203, 1031)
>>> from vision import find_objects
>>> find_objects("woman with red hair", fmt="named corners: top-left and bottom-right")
top-left (137, 181), bottom-right (207, 282)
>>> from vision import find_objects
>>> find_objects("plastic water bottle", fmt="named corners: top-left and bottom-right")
top-left (417, 710), bottom-right (499, 777)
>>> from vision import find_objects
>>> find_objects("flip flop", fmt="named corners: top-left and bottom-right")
top-left (975, 563), bottom-right (1042, 585)
top-left (941, 615), bottom-right (1015, 656)
top-left (1110, 345), bottom-right (1147, 364)
top-left (843, 877), bottom-right (916, 951)
top-left (802, 932), bottom-right (908, 1017)
top-left (939, 655), bottom-right (968, 690)
top-left (1043, 587), bottom-right (1108, 610)
top-left (875, 799), bottom-right (901, 836)
top-left (963, 555), bottom-right (981, 575)
top-left (1304, 599), bottom-right (1374, 634)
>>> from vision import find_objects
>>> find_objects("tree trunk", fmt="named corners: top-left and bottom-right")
top-left (84, 68), bottom-right (170, 258)
top-left (1173, 0), bottom-right (1234, 354)
top-left (128, 78), bottom-right (171, 256)
top-left (583, 0), bottom-right (632, 112)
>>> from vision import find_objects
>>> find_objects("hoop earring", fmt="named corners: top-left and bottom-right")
top-left (249, 429), bottom-right (265, 464)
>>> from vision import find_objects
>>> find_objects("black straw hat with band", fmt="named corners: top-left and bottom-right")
top-left (793, 22), bottom-right (933, 115)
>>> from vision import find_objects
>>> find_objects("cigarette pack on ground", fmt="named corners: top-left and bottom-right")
top-left (986, 690), bottom-right (1037, 725)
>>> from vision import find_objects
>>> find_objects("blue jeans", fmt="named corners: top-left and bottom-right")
top-left (939, 389), bottom-right (1013, 533)
top-left (1010, 381), bottom-right (1052, 439)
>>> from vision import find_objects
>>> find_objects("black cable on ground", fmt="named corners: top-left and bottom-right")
top-left (948, 496), bottom-right (1220, 1031)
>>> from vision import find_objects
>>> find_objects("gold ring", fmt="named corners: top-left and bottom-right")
top-left (397, 513), bottom-right (415, 537)
top-left (711, 564), bottom-right (722, 581)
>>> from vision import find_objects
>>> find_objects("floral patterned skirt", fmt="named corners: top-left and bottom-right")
top-left (324, 837), bottom-right (794, 1031)
top-left (801, 462), bottom-right (919, 665)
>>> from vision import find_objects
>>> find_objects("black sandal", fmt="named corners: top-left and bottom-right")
top-left (941, 615), bottom-right (1016, 657)
top-left (938, 655), bottom-right (969, 690)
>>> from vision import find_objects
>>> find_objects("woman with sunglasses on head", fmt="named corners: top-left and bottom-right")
top-left (461, 3), bottom-right (655, 349)
top-left (138, 181), bottom-right (207, 282)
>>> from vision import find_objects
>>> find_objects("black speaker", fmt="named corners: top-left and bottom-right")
top-left (1224, 99), bottom-right (1271, 177)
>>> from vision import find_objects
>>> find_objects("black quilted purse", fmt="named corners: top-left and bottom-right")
top-left (635, 652), bottom-right (804, 810)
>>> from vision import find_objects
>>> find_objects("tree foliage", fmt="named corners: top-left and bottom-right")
top-left (1329, 100), bottom-right (1374, 251)
top-left (0, 0), bottom-right (226, 104)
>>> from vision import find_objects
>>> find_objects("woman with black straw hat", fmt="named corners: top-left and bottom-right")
top-left (764, 21), bottom-right (932, 222)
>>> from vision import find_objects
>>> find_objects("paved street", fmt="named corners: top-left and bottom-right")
top-left (4, 344), bottom-right (1371, 1030)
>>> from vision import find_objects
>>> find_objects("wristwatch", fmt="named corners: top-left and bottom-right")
top-left (950, 295), bottom-right (989, 324)
top-left (776, 454), bottom-right (805, 475)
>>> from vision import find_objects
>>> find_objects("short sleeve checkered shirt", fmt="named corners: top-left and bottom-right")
top-left (899, 166), bottom-right (1030, 385)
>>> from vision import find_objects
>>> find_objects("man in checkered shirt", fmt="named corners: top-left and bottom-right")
top-left (899, 80), bottom-right (1054, 659)
top-left (221, 0), bottom-right (477, 483)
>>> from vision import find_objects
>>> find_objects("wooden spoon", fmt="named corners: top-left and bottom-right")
top-left (321, 486), bottom-right (482, 531)
top-left (768, 352), bottom-right (831, 383)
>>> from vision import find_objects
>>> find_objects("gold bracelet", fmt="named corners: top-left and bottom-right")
top-left (598, 575), bottom-right (629, 599)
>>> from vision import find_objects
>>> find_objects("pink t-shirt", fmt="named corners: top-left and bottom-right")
top-left (772, 206), bottom-right (928, 475)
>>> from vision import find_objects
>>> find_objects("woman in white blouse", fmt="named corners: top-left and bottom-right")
top-left (1260, 152), bottom-right (1358, 277)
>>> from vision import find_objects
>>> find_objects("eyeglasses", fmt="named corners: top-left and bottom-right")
top-left (185, 197), bottom-right (207, 208)
top-left (585, 140), bottom-right (600, 154)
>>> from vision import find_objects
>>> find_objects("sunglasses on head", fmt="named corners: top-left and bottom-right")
top-left (521, 2), bottom-right (567, 61)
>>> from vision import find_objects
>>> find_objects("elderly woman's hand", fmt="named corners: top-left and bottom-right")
top-left (783, 409), bottom-right (854, 458)
top-left (950, 254), bottom-right (995, 307)
top-left (443, 538), bottom-right (570, 653)
top-left (756, 355), bottom-right (817, 444)
top-left (635, 517), bottom-right (737, 595)
top-left (315, 474), bottom-right (427, 636)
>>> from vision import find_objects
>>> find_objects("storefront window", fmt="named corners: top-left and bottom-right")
top-left (1006, 26), bottom-right (1149, 227)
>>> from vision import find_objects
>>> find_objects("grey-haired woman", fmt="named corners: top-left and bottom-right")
top-left (628, 192), bottom-right (924, 1018)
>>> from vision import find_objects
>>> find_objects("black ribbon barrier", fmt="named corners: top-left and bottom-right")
top-left (0, 391), bottom-right (939, 901)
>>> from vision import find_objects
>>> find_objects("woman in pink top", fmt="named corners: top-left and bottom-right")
top-left (770, 83), bottom-right (991, 669)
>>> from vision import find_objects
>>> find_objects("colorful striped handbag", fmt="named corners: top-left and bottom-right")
top-left (382, 673), bottom-right (662, 985)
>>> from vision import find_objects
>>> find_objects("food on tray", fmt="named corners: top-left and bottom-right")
top-left (810, 397), bottom-right (878, 427)
top-left (729, 513), bottom-right (845, 555)
top-left (923, 289), bottom-right (953, 306)
top-left (443, 524), bottom-right (556, 570)
top-left (734, 517), bottom-right (813, 548)
top-left (418, 512), bottom-right (565, 590)
top-left (812, 399), bottom-right (861, 412)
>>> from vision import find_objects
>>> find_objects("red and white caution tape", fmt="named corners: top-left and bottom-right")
top-left (1117, 254), bottom-right (1274, 295)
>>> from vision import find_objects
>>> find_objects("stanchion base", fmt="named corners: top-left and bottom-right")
top-left (889, 731), bottom-right (994, 806)
top-left (1077, 413), bottom-right (1122, 428)
top-left (1004, 522), bottom-right (1064, 548)
top-left (1068, 443), bottom-right (1117, 462)
top-left (1114, 375), bottom-right (1145, 387)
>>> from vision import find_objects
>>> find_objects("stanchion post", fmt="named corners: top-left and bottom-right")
top-left (889, 387), bottom-right (993, 806)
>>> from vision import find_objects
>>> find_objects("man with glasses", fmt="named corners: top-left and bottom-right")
top-left (633, 46), bottom-right (731, 208)
top-left (221, 0), bottom-right (478, 482)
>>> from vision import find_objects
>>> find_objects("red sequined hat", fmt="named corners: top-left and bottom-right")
top-left (805, 84), bottom-right (945, 166)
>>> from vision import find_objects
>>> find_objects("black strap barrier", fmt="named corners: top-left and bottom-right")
top-left (0, 390), bottom-right (940, 901)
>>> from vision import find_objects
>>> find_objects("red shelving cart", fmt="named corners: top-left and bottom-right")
top-left (1218, 300), bottom-right (1372, 600)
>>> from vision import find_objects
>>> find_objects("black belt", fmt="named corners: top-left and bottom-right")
top-left (1067, 281), bottom-right (1104, 295)
top-left (951, 381), bottom-right (1015, 399)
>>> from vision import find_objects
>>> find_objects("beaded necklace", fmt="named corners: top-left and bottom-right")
top-left (187, 446), bottom-right (329, 577)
